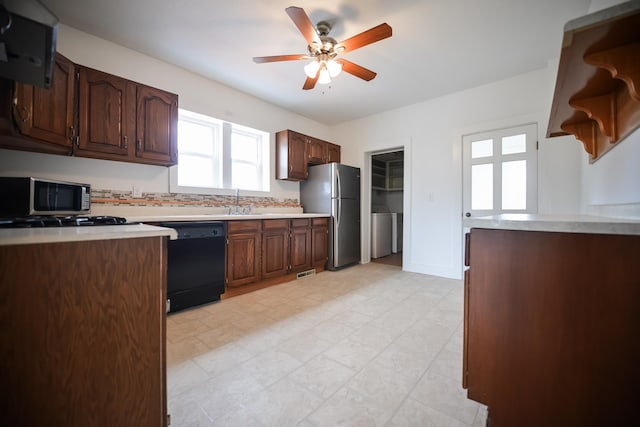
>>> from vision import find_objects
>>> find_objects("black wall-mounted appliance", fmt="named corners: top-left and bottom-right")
top-left (0, 0), bottom-right (58, 88)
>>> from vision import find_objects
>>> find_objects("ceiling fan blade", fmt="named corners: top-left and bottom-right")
top-left (303, 74), bottom-right (319, 90)
top-left (337, 23), bottom-right (392, 53)
top-left (336, 59), bottom-right (377, 81)
top-left (253, 54), bottom-right (308, 63)
top-left (285, 6), bottom-right (321, 46)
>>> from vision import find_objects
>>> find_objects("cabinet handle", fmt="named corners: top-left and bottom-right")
top-left (289, 164), bottom-right (293, 173)
top-left (123, 136), bottom-right (128, 149)
top-left (12, 101), bottom-right (31, 123)
top-left (137, 139), bottom-right (142, 151)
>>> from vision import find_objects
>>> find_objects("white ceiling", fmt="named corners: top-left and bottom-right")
top-left (40, 0), bottom-right (592, 125)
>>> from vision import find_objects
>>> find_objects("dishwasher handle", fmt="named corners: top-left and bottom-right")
top-left (158, 221), bottom-right (226, 239)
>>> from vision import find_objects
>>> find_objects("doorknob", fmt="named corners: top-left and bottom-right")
top-left (465, 212), bottom-right (471, 217)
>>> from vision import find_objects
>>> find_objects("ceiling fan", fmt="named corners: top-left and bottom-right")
top-left (253, 6), bottom-right (392, 90)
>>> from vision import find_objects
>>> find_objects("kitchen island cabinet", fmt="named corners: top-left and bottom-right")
top-left (0, 229), bottom-right (171, 426)
top-left (463, 216), bottom-right (640, 426)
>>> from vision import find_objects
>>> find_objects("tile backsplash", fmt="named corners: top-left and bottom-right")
top-left (89, 189), bottom-right (303, 217)
top-left (92, 189), bottom-right (300, 208)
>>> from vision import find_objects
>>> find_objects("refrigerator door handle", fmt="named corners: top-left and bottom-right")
top-left (335, 166), bottom-right (342, 199)
top-left (336, 197), bottom-right (341, 228)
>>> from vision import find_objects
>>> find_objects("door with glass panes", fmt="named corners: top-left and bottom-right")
top-left (462, 123), bottom-right (537, 218)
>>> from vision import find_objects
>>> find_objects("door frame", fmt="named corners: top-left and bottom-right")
top-left (362, 141), bottom-right (412, 267)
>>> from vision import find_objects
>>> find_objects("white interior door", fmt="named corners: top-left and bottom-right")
top-left (462, 123), bottom-right (538, 218)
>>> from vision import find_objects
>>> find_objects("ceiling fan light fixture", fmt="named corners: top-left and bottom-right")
top-left (327, 59), bottom-right (342, 78)
top-left (304, 60), bottom-right (320, 78)
top-left (318, 66), bottom-right (332, 84)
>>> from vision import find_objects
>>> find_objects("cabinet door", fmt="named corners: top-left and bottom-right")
top-left (290, 219), bottom-right (312, 273)
top-left (307, 137), bottom-right (327, 165)
top-left (12, 54), bottom-right (75, 152)
top-left (0, 237), bottom-right (167, 426)
top-left (327, 143), bottom-right (341, 163)
top-left (226, 221), bottom-right (262, 287)
top-left (77, 67), bottom-right (135, 159)
top-left (261, 220), bottom-right (290, 279)
top-left (135, 85), bottom-right (178, 166)
top-left (311, 218), bottom-right (329, 269)
top-left (276, 130), bottom-right (308, 180)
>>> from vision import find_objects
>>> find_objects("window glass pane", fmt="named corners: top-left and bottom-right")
top-left (231, 131), bottom-right (258, 162)
top-left (232, 162), bottom-right (258, 190)
top-left (178, 154), bottom-right (216, 187)
top-left (502, 160), bottom-right (526, 209)
top-left (471, 139), bottom-right (493, 159)
top-left (178, 121), bottom-right (215, 155)
top-left (472, 163), bottom-right (493, 210)
top-left (502, 134), bottom-right (526, 155)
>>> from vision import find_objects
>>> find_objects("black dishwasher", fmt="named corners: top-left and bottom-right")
top-left (160, 221), bottom-right (226, 313)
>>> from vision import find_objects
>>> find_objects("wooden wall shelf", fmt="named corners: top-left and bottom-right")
top-left (546, 1), bottom-right (640, 163)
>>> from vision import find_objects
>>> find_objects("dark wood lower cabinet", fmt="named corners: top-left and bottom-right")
top-left (464, 228), bottom-right (640, 426)
top-left (224, 218), bottom-right (328, 296)
top-left (311, 217), bottom-right (329, 269)
top-left (290, 218), bottom-right (312, 273)
top-left (262, 219), bottom-right (289, 279)
top-left (0, 237), bottom-right (168, 427)
top-left (226, 220), bottom-right (262, 287)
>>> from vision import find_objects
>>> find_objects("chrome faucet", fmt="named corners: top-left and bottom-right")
top-left (228, 188), bottom-right (251, 214)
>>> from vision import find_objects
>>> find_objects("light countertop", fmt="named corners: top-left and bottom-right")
top-left (0, 224), bottom-right (177, 246)
top-left (126, 213), bottom-right (330, 223)
top-left (464, 214), bottom-right (640, 236)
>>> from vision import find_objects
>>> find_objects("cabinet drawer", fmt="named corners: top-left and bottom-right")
top-left (227, 220), bottom-right (261, 234)
top-left (291, 218), bottom-right (310, 228)
top-left (262, 219), bottom-right (289, 231)
top-left (312, 217), bottom-right (329, 227)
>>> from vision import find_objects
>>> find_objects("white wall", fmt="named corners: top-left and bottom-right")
top-left (335, 64), bottom-right (583, 279)
top-left (580, 0), bottom-right (640, 217)
top-left (0, 25), bottom-right (332, 200)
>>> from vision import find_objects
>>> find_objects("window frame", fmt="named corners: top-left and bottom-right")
top-left (462, 123), bottom-right (538, 217)
top-left (169, 109), bottom-right (270, 195)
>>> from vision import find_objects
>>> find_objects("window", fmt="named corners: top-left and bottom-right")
top-left (170, 109), bottom-right (270, 193)
top-left (463, 123), bottom-right (538, 216)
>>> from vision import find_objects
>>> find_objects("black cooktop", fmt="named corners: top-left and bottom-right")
top-left (0, 216), bottom-right (128, 228)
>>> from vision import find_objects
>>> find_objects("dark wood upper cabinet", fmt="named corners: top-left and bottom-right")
top-left (275, 129), bottom-right (341, 181)
top-left (76, 66), bottom-right (135, 159)
top-left (0, 53), bottom-right (75, 155)
top-left (276, 129), bottom-right (308, 181)
top-left (136, 84), bottom-right (178, 165)
top-left (0, 53), bottom-right (178, 167)
top-left (307, 136), bottom-right (327, 165)
top-left (327, 142), bottom-right (341, 163)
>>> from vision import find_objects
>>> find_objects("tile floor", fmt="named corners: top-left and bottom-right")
top-left (166, 262), bottom-right (487, 426)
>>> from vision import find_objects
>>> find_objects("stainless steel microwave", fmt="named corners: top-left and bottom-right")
top-left (0, 177), bottom-right (91, 216)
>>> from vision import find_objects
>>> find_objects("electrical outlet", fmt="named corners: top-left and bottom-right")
top-left (132, 186), bottom-right (142, 198)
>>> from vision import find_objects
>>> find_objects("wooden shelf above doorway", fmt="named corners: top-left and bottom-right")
top-left (546, 1), bottom-right (640, 163)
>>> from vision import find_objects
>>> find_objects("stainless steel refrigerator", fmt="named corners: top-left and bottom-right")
top-left (300, 163), bottom-right (361, 270)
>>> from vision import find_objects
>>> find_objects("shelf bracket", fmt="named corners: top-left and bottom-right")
top-left (569, 92), bottom-right (617, 142)
top-left (584, 43), bottom-right (640, 102)
top-left (561, 121), bottom-right (598, 157)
